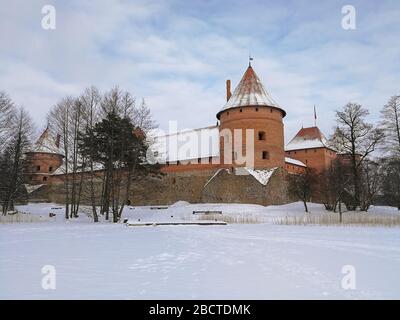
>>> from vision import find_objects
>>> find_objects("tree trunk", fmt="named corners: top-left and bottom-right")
top-left (118, 166), bottom-right (134, 219)
top-left (303, 200), bottom-right (308, 213)
top-left (89, 161), bottom-right (98, 222)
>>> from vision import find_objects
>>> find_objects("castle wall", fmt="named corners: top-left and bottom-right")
top-left (32, 168), bottom-right (292, 207)
top-left (201, 167), bottom-right (291, 206)
top-left (285, 163), bottom-right (306, 174)
top-left (285, 147), bottom-right (336, 173)
top-left (42, 169), bottom-right (216, 205)
top-left (161, 156), bottom-right (221, 173)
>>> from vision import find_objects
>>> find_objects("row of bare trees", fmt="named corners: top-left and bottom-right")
top-left (0, 92), bottom-right (35, 214)
top-left (47, 87), bottom-right (159, 222)
top-left (289, 95), bottom-right (400, 215)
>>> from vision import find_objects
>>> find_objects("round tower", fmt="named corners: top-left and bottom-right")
top-left (217, 65), bottom-right (286, 169)
top-left (24, 128), bottom-right (64, 185)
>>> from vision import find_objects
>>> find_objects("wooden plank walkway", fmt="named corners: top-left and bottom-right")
top-left (126, 221), bottom-right (227, 227)
top-left (192, 210), bottom-right (222, 215)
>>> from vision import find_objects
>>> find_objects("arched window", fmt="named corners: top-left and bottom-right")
top-left (258, 131), bottom-right (266, 141)
top-left (262, 151), bottom-right (269, 160)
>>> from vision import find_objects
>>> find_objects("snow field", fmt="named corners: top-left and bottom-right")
top-left (0, 201), bottom-right (399, 299)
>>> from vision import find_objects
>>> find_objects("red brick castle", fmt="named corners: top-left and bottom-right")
top-left (24, 64), bottom-right (338, 205)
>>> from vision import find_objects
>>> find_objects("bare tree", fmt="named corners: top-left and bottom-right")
top-left (318, 159), bottom-right (351, 221)
top-left (69, 99), bottom-right (84, 218)
top-left (48, 97), bottom-right (74, 219)
top-left (47, 87), bottom-right (159, 222)
top-left (0, 91), bottom-right (15, 154)
top-left (79, 86), bottom-right (101, 222)
top-left (381, 95), bottom-right (400, 157)
top-left (133, 99), bottom-right (157, 133)
top-left (49, 94), bottom-right (94, 219)
top-left (331, 103), bottom-right (384, 209)
top-left (0, 107), bottom-right (34, 214)
top-left (288, 168), bottom-right (317, 213)
top-left (359, 160), bottom-right (381, 212)
top-left (380, 158), bottom-right (400, 210)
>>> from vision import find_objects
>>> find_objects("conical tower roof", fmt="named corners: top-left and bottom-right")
top-left (217, 65), bottom-right (286, 119)
top-left (29, 127), bottom-right (63, 155)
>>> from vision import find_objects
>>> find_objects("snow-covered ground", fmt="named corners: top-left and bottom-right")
top-left (0, 202), bottom-right (399, 299)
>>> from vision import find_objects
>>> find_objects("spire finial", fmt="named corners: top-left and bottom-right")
top-left (313, 105), bottom-right (317, 127)
top-left (249, 53), bottom-right (253, 67)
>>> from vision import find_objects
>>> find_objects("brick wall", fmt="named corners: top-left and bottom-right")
top-left (201, 167), bottom-right (292, 206)
top-left (34, 167), bottom-right (292, 206)
top-left (24, 152), bottom-right (63, 184)
top-left (285, 147), bottom-right (336, 173)
top-left (219, 106), bottom-right (285, 169)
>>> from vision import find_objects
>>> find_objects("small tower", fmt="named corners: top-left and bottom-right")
top-left (285, 126), bottom-right (336, 172)
top-left (217, 65), bottom-right (286, 169)
top-left (24, 128), bottom-right (64, 185)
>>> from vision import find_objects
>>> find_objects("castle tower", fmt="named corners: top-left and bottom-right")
top-left (285, 126), bottom-right (336, 172)
top-left (217, 65), bottom-right (286, 169)
top-left (24, 128), bottom-right (64, 185)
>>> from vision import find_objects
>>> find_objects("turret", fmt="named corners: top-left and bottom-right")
top-left (217, 65), bottom-right (286, 169)
top-left (24, 128), bottom-right (64, 184)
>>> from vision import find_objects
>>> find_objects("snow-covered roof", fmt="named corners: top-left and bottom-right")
top-left (285, 157), bottom-right (306, 167)
top-left (24, 184), bottom-right (44, 194)
top-left (51, 161), bottom-right (104, 175)
top-left (204, 167), bottom-right (277, 187)
top-left (30, 128), bottom-right (63, 155)
top-left (285, 126), bottom-right (333, 152)
top-left (217, 66), bottom-right (286, 118)
top-left (151, 126), bottom-right (219, 162)
top-left (240, 167), bottom-right (277, 185)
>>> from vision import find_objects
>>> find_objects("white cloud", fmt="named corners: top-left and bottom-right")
top-left (0, 0), bottom-right (398, 145)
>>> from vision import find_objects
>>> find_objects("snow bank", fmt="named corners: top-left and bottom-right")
top-left (169, 201), bottom-right (190, 207)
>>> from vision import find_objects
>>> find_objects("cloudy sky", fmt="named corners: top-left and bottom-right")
top-left (0, 0), bottom-right (399, 142)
